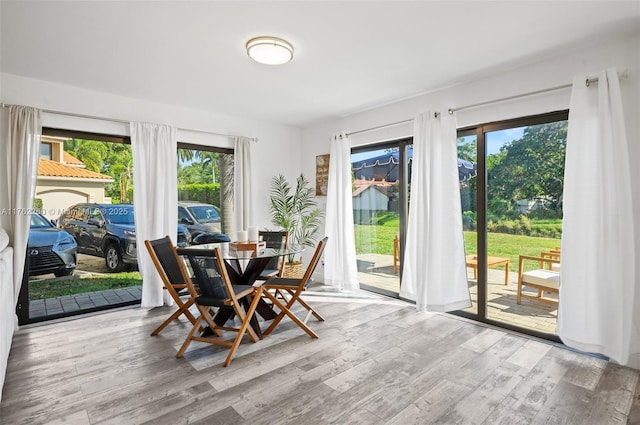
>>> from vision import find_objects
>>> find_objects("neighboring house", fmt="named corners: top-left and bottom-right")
top-left (352, 178), bottom-right (397, 224)
top-left (36, 136), bottom-right (114, 219)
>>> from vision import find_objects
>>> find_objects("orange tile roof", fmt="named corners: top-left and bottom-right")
top-left (63, 151), bottom-right (85, 166)
top-left (38, 159), bottom-right (114, 181)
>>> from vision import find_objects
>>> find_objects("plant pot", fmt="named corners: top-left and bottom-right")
top-left (283, 261), bottom-right (304, 279)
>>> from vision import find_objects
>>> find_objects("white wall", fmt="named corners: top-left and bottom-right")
top-left (301, 31), bottom-right (640, 279)
top-left (0, 73), bottom-right (303, 229)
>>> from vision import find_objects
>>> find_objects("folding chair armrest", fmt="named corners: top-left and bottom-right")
top-left (518, 255), bottom-right (561, 264)
top-left (518, 255), bottom-right (561, 277)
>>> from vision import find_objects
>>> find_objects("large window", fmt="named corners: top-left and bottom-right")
top-left (456, 111), bottom-right (568, 340)
top-left (18, 129), bottom-right (140, 325)
top-left (177, 144), bottom-right (234, 237)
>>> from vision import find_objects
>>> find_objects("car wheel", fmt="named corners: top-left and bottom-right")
top-left (53, 268), bottom-right (74, 277)
top-left (105, 243), bottom-right (125, 273)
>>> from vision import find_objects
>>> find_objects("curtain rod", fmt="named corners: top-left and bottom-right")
top-left (346, 118), bottom-right (414, 137)
top-left (449, 69), bottom-right (629, 114)
top-left (0, 103), bottom-right (242, 139)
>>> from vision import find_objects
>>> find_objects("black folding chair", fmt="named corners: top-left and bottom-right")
top-left (145, 236), bottom-right (197, 336)
top-left (179, 247), bottom-right (263, 366)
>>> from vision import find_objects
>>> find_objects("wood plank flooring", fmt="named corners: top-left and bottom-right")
top-left (1, 291), bottom-right (638, 424)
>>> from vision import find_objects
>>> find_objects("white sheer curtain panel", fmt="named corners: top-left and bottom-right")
top-left (7, 106), bottom-right (41, 301)
top-left (131, 122), bottom-right (178, 308)
top-left (233, 136), bottom-right (255, 235)
top-left (558, 68), bottom-right (638, 366)
top-left (324, 133), bottom-right (359, 292)
top-left (399, 112), bottom-right (471, 312)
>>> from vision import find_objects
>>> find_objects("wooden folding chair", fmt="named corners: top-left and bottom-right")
top-left (261, 236), bottom-right (328, 339)
top-left (145, 236), bottom-right (197, 336)
top-left (258, 230), bottom-right (288, 280)
top-left (178, 247), bottom-right (263, 366)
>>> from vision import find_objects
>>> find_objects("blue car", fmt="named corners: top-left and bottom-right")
top-left (58, 204), bottom-right (191, 272)
top-left (28, 212), bottom-right (77, 277)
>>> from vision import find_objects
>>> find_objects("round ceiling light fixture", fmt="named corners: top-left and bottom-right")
top-left (246, 36), bottom-right (294, 65)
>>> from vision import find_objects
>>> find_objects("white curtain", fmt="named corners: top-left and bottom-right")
top-left (233, 136), bottom-right (255, 235)
top-left (558, 68), bottom-right (638, 366)
top-left (7, 106), bottom-right (41, 301)
top-left (399, 111), bottom-right (471, 312)
top-left (324, 133), bottom-right (359, 292)
top-left (131, 122), bottom-right (178, 308)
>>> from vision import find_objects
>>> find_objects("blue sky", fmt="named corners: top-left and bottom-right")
top-left (350, 126), bottom-right (525, 162)
top-left (486, 127), bottom-right (525, 155)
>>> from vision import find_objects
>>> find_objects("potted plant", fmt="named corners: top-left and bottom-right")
top-left (269, 173), bottom-right (323, 277)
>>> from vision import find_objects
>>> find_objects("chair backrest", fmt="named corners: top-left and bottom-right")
top-left (145, 236), bottom-right (189, 286)
top-left (299, 236), bottom-right (328, 287)
top-left (259, 230), bottom-right (289, 273)
top-left (184, 251), bottom-right (230, 300)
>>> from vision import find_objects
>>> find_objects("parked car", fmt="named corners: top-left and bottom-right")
top-left (58, 203), bottom-right (191, 272)
top-left (28, 212), bottom-right (77, 277)
top-left (178, 201), bottom-right (223, 237)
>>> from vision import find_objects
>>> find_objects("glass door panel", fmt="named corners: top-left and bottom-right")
top-left (351, 144), bottom-right (405, 296)
top-left (458, 134), bottom-right (478, 315)
top-left (484, 121), bottom-right (566, 335)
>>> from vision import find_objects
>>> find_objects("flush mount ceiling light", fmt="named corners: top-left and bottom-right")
top-left (246, 36), bottom-right (294, 65)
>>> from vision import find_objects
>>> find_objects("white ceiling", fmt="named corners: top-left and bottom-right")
top-left (1, 1), bottom-right (639, 128)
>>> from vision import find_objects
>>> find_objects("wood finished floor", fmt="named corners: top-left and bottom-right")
top-left (1, 292), bottom-right (639, 425)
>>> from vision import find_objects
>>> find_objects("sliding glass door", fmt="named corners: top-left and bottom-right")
top-left (351, 138), bottom-right (411, 296)
top-left (456, 111), bottom-right (568, 340)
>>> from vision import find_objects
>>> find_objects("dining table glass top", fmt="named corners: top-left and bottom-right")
top-left (177, 242), bottom-right (304, 260)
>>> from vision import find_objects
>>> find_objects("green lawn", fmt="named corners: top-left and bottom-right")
top-left (354, 221), bottom-right (398, 255)
top-left (29, 272), bottom-right (142, 300)
top-left (354, 220), bottom-right (560, 273)
top-left (464, 231), bottom-right (560, 272)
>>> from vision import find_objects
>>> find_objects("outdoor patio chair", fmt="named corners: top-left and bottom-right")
top-left (145, 236), bottom-right (197, 336)
top-left (178, 246), bottom-right (263, 366)
top-left (261, 236), bottom-right (328, 339)
top-left (517, 254), bottom-right (561, 305)
top-left (393, 232), bottom-right (400, 273)
top-left (258, 230), bottom-right (288, 280)
top-left (540, 248), bottom-right (561, 271)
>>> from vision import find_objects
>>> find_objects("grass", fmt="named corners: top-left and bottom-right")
top-left (354, 219), bottom-right (398, 255)
top-left (29, 272), bottom-right (142, 300)
top-left (463, 231), bottom-right (560, 272)
top-left (354, 216), bottom-right (560, 273)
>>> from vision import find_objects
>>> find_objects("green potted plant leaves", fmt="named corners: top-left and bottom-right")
top-left (269, 174), bottom-right (323, 276)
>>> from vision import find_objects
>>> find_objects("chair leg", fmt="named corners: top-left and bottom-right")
top-left (224, 287), bottom-right (263, 367)
top-left (517, 279), bottom-right (523, 304)
top-left (150, 298), bottom-right (196, 336)
top-left (294, 294), bottom-right (325, 322)
top-left (176, 315), bottom-right (205, 358)
top-left (262, 291), bottom-right (318, 339)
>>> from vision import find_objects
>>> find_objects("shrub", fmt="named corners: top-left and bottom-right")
top-left (518, 215), bottom-right (532, 235)
top-left (178, 183), bottom-right (221, 207)
top-left (462, 211), bottom-right (477, 230)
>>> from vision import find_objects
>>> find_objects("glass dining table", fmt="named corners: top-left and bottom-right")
top-left (176, 242), bottom-right (304, 338)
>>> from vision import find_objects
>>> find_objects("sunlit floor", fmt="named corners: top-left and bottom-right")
top-left (357, 255), bottom-right (557, 335)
